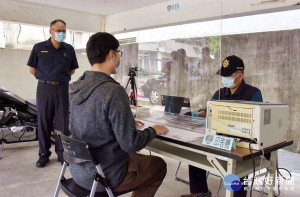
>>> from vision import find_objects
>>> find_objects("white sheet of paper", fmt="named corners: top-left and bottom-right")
top-left (137, 119), bottom-right (204, 142)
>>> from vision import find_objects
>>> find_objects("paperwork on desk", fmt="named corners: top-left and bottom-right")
top-left (137, 111), bottom-right (205, 142)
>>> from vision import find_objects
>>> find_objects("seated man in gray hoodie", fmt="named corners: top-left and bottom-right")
top-left (69, 32), bottom-right (169, 197)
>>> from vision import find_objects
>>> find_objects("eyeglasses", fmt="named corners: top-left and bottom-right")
top-left (51, 29), bottom-right (66, 33)
top-left (114, 49), bottom-right (123, 57)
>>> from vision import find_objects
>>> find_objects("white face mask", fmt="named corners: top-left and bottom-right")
top-left (222, 76), bottom-right (235, 88)
top-left (54, 32), bottom-right (66, 42)
top-left (222, 74), bottom-right (240, 88)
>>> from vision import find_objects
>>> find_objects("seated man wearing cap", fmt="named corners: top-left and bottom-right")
top-left (182, 55), bottom-right (262, 197)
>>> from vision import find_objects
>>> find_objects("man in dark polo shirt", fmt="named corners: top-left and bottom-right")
top-left (27, 19), bottom-right (79, 168)
top-left (182, 55), bottom-right (262, 197)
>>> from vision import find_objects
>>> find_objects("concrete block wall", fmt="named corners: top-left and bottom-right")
top-left (0, 48), bottom-right (91, 99)
top-left (220, 29), bottom-right (300, 152)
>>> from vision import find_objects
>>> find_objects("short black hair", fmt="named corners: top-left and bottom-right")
top-left (50, 19), bottom-right (66, 27)
top-left (86, 32), bottom-right (120, 65)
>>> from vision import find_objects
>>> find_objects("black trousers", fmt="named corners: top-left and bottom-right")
top-left (36, 82), bottom-right (69, 157)
top-left (189, 166), bottom-right (247, 197)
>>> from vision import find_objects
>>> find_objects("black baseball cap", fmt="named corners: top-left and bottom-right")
top-left (216, 55), bottom-right (244, 77)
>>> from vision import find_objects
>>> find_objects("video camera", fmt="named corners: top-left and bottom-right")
top-left (128, 66), bottom-right (139, 78)
top-left (129, 66), bottom-right (139, 72)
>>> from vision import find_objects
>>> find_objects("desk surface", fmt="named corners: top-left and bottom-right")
top-left (155, 135), bottom-right (293, 161)
top-left (137, 112), bottom-right (293, 161)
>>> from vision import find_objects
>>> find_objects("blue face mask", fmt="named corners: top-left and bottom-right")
top-left (54, 32), bottom-right (66, 42)
top-left (222, 76), bottom-right (236, 88)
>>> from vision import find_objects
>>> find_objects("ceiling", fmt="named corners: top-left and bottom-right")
top-left (13, 0), bottom-right (171, 16)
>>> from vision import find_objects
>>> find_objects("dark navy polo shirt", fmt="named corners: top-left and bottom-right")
top-left (212, 80), bottom-right (263, 102)
top-left (203, 80), bottom-right (262, 112)
top-left (27, 38), bottom-right (79, 82)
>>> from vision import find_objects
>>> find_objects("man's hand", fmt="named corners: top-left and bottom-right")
top-left (71, 69), bottom-right (75, 75)
top-left (135, 119), bottom-right (144, 127)
top-left (29, 66), bottom-right (36, 75)
top-left (151, 125), bottom-right (169, 135)
top-left (198, 111), bottom-right (206, 118)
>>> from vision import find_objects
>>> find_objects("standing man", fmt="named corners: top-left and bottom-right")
top-left (27, 19), bottom-right (79, 168)
top-left (182, 55), bottom-right (263, 197)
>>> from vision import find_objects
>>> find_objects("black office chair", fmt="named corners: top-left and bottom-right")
top-left (54, 134), bottom-right (133, 197)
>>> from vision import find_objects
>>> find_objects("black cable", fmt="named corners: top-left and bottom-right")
top-left (274, 167), bottom-right (292, 197)
top-left (277, 167), bottom-right (292, 180)
top-left (247, 140), bottom-right (292, 196)
top-left (10, 127), bottom-right (26, 141)
top-left (18, 129), bottom-right (26, 141)
top-left (249, 141), bottom-right (255, 197)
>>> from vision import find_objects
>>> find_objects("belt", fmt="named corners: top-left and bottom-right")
top-left (39, 80), bottom-right (67, 85)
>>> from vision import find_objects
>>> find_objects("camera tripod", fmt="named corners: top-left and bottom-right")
top-left (125, 68), bottom-right (138, 106)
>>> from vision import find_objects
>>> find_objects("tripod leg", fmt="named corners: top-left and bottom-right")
top-left (134, 78), bottom-right (138, 104)
top-left (125, 78), bottom-right (130, 91)
top-left (131, 91), bottom-right (136, 106)
top-left (132, 78), bottom-right (138, 106)
top-left (130, 78), bottom-right (137, 106)
top-left (126, 78), bottom-right (136, 105)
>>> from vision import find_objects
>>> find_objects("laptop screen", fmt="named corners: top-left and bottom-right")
top-left (162, 95), bottom-right (191, 114)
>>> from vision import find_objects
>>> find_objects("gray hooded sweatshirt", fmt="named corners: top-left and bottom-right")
top-left (69, 71), bottom-right (156, 192)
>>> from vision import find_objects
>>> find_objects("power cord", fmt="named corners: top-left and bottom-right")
top-left (10, 127), bottom-right (26, 141)
top-left (277, 168), bottom-right (292, 180)
top-left (248, 138), bottom-right (292, 197)
top-left (11, 128), bottom-right (23, 139)
top-left (275, 167), bottom-right (292, 197)
top-left (249, 141), bottom-right (256, 197)
top-left (209, 116), bottom-right (292, 196)
top-left (254, 140), bottom-right (292, 196)
top-left (18, 128), bottom-right (26, 141)
top-left (250, 139), bottom-right (264, 174)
